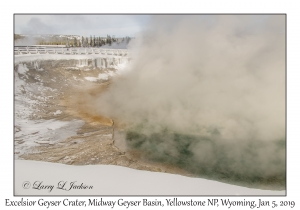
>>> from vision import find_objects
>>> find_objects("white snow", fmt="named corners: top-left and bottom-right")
top-left (17, 63), bottom-right (29, 74)
top-left (33, 61), bottom-right (44, 71)
top-left (14, 119), bottom-right (85, 158)
top-left (15, 160), bottom-right (285, 196)
top-left (115, 61), bottom-right (130, 75)
top-left (14, 70), bottom-right (84, 158)
top-left (98, 73), bottom-right (109, 80)
top-left (84, 77), bottom-right (99, 82)
top-left (15, 53), bottom-right (128, 63)
top-left (64, 67), bottom-right (80, 70)
top-left (53, 110), bottom-right (62, 115)
top-left (84, 73), bottom-right (111, 82)
top-left (77, 59), bottom-right (88, 67)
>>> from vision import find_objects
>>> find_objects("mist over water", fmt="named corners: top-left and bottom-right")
top-left (96, 15), bottom-right (285, 187)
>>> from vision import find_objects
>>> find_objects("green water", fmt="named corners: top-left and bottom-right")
top-left (126, 129), bottom-right (286, 189)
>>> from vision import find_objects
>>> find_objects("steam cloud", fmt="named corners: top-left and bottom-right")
top-left (95, 15), bottom-right (285, 187)
top-left (15, 36), bottom-right (37, 46)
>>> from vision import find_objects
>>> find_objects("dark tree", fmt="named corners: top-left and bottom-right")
top-left (81, 36), bottom-right (84, 47)
top-left (73, 37), bottom-right (77, 47)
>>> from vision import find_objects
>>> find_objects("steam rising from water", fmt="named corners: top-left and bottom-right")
top-left (96, 15), bottom-right (285, 186)
top-left (15, 36), bottom-right (37, 46)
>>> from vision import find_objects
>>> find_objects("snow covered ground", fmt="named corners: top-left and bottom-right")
top-left (15, 53), bottom-right (129, 64)
top-left (14, 62), bottom-right (86, 158)
top-left (14, 56), bottom-right (129, 156)
top-left (84, 62), bottom-right (128, 82)
top-left (15, 160), bottom-right (285, 196)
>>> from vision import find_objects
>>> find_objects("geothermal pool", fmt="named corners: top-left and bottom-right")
top-left (14, 53), bottom-right (285, 195)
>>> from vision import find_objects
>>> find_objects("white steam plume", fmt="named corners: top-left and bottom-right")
top-left (93, 15), bottom-right (285, 186)
top-left (97, 15), bottom-right (285, 143)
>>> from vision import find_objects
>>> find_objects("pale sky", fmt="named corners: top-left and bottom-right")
top-left (14, 14), bottom-right (278, 38)
top-left (14, 14), bottom-right (151, 37)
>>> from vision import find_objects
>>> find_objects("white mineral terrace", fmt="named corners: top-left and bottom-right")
top-left (14, 46), bottom-right (129, 57)
top-left (14, 46), bottom-right (131, 68)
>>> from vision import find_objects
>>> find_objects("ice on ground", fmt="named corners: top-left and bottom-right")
top-left (14, 53), bottom-right (128, 63)
top-left (77, 59), bottom-right (88, 67)
top-left (84, 77), bottom-right (99, 82)
top-left (33, 61), bottom-right (44, 71)
top-left (98, 73), bottom-right (109, 80)
top-left (15, 72), bottom-right (38, 120)
top-left (14, 119), bottom-right (85, 158)
top-left (84, 73), bottom-right (110, 82)
top-left (17, 63), bottom-right (29, 74)
top-left (15, 160), bottom-right (285, 196)
top-left (53, 110), bottom-right (62, 115)
top-left (65, 67), bottom-right (80, 70)
top-left (14, 70), bottom-right (84, 158)
top-left (115, 61), bottom-right (130, 75)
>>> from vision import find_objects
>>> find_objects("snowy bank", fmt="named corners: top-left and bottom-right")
top-left (14, 53), bottom-right (128, 63)
top-left (15, 160), bottom-right (285, 196)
